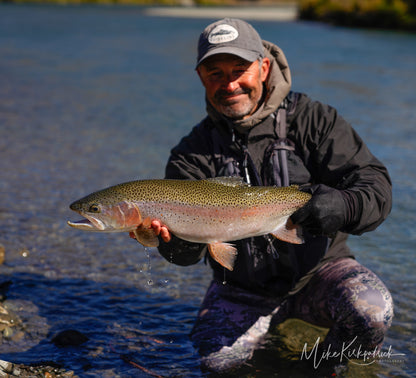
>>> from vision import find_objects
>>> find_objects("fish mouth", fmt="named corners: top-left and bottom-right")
top-left (67, 216), bottom-right (105, 231)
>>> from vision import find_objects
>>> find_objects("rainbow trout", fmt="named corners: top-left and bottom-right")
top-left (68, 177), bottom-right (311, 271)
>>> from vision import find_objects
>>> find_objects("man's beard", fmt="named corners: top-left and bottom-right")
top-left (213, 89), bottom-right (257, 120)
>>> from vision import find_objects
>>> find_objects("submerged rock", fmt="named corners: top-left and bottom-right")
top-left (52, 329), bottom-right (89, 347)
top-left (0, 300), bottom-right (22, 343)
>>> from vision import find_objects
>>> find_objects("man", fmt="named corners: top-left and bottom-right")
top-left (134, 18), bottom-right (393, 372)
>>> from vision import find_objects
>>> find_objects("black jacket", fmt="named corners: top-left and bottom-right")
top-left (158, 41), bottom-right (392, 297)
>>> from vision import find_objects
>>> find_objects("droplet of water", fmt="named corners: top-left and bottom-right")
top-left (144, 247), bottom-right (153, 286)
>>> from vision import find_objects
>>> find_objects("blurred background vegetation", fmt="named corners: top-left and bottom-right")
top-left (299, 0), bottom-right (416, 30)
top-left (1, 0), bottom-right (415, 30)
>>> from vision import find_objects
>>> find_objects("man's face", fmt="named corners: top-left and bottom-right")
top-left (197, 54), bottom-right (270, 120)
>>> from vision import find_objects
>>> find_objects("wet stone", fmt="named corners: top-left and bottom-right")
top-left (2, 326), bottom-right (13, 339)
top-left (0, 244), bottom-right (5, 265)
top-left (0, 360), bottom-right (13, 374)
top-left (0, 301), bottom-right (22, 342)
top-left (0, 360), bottom-right (76, 377)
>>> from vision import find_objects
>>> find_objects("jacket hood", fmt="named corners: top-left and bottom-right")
top-left (206, 40), bottom-right (292, 133)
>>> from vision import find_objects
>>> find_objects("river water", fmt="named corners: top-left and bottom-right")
top-left (0, 4), bottom-right (415, 377)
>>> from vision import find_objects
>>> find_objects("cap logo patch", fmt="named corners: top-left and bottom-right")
top-left (208, 24), bottom-right (239, 44)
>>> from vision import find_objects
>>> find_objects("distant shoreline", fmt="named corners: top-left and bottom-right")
top-left (0, 1), bottom-right (299, 22)
top-left (144, 5), bottom-right (298, 21)
top-left (1, 1), bottom-right (414, 30)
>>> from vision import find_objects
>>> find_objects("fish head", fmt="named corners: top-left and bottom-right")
top-left (68, 199), bottom-right (111, 231)
top-left (67, 189), bottom-right (143, 232)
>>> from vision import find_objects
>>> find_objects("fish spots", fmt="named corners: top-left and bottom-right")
top-left (72, 179), bottom-right (310, 213)
top-left (69, 178), bottom-right (312, 255)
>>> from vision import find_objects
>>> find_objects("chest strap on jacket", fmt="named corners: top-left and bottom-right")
top-left (268, 102), bottom-right (295, 188)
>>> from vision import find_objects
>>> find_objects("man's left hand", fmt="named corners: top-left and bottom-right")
top-left (291, 184), bottom-right (352, 236)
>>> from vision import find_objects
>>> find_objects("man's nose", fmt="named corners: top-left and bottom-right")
top-left (222, 76), bottom-right (239, 92)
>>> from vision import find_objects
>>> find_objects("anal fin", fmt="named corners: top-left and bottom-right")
top-left (208, 242), bottom-right (237, 271)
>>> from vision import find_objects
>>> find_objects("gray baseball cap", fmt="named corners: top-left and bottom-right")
top-left (196, 18), bottom-right (265, 67)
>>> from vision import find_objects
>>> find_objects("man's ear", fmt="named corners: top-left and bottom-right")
top-left (261, 57), bottom-right (271, 82)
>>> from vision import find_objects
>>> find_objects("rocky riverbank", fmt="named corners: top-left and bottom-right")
top-left (0, 285), bottom-right (76, 377)
top-left (0, 299), bottom-right (75, 377)
top-left (0, 244), bottom-right (77, 378)
top-left (0, 360), bottom-right (75, 377)
top-left (0, 297), bottom-right (78, 377)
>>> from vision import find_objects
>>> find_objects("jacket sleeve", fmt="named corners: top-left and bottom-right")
top-left (292, 94), bottom-right (392, 235)
top-left (157, 121), bottom-right (215, 266)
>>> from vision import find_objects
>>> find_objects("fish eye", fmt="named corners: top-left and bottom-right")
top-left (88, 203), bottom-right (101, 213)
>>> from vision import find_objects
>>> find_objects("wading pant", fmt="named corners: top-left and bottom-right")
top-left (190, 257), bottom-right (394, 372)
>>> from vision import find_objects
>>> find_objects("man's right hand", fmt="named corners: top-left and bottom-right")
top-left (129, 219), bottom-right (172, 243)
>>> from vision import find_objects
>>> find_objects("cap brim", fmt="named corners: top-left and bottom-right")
top-left (196, 46), bottom-right (261, 68)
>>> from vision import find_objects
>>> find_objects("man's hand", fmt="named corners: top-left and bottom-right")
top-left (291, 184), bottom-right (354, 237)
top-left (129, 220), bottom-right (172, 243)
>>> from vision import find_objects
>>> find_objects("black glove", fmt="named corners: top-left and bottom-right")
top-left (291, 184), bottom-right (357, 237)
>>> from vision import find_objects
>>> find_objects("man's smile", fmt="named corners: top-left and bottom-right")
top-left (215, 89), bottom-right (249, 103)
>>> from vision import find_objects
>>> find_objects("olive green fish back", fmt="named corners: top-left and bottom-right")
top-left (73, 178), bottom-right (310, 209)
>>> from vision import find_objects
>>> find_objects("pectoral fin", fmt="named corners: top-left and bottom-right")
top-left (208, 242), bottom-right (238, 271)
top-left (133, 218), bottom-right (159, 248)
top-left (270, 218), bottom-right (304, 244)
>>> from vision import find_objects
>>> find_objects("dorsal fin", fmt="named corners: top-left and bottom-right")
top-left (206, 176), bottom-right (249, 187)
